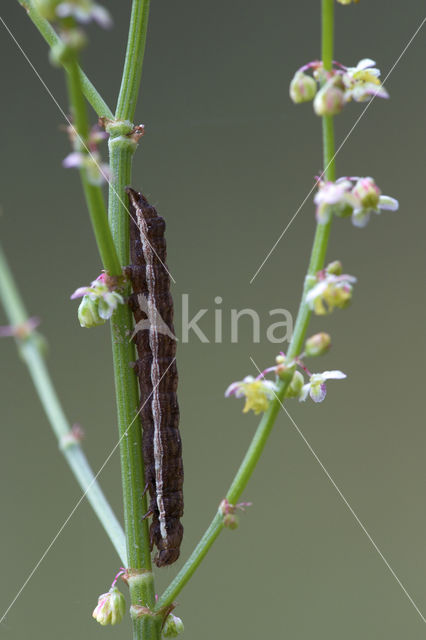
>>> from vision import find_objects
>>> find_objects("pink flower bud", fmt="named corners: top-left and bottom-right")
top-left (305, 333), bottom-right (332, 357)
top-left (313, 79), bottom-right (345, 116)
top-left (92, 587), bottom-right (126, 626)
top-left (289, 71), bottom-right (317, 104)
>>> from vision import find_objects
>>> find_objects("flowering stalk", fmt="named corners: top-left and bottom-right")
top-left (156, 0), bottom-right (337, 612)
top-left (287, 0), bottom-right (335, 359)
top-left (17, 0), bottom-right (113, 118)
top-left (0, 244), bottom-right (126, 564)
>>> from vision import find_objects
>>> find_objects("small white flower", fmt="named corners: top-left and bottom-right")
top-left (343, 59), bottom-right (389, 102)
top-left (71, 274), bottom-right (123, 326)
top-left (63, 151), bottom-right (84, 168)
top-left (314, 180), bottom-right (358, 223)
top-left (225, 375), bottom-right (279, 415)
top-left (57, 1), bottom-right (112, 28)
top-left (350, 82), bottom-right (389, 102)
top-left (63, 151), bottom-right (110, 185)
top-left (299, 370), bottom-right (346, 403)
top-left (346, 58), bottom-right (381, 78)
top-left (315, 179), bottom-right (352, 205)
top-left (306, 272), bottom-right (356, 315)
top-left (351, 177), bottom-right (399, 227)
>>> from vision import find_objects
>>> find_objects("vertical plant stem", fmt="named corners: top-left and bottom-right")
top-left (321, 0), bottom-right (334, 71)
top-left (108, 2), bottom-right (159, 638)
top-left (0, 245), bottom-right (126, 563)
top-left (157, 0), bottom-right (337, 612)
top-left (286, 0), bottom-right (335, 359)
top-left (108, 133), bottom-right (159, 640)
top-left (115, 0), bottom-right (151, 121)
top-left (67, 25), bottom-right (158, 633)
top-left (66, 61), bottom-right (121, 275)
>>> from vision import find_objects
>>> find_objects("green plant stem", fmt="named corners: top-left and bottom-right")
top-left (17, 0), bottom-right (113, 119)
top-left (115, 0), bottom-right (151, 121)
top-left (287, 0), bottom-right (335, 360)
top-left (108, 138), bottom-right (157, 640)
top-left (155, 370), bottom-right (294, 611)
top-left (0, 245), bottom-right (126, 563)
top-left (157, 0), bottom-right (336, 612)
top-left (107, 2), bottom-right (156, 638)
top-left (108, 141), bottom-right (158, 637)
top-left (321, 0), bottom-right (334, 71)
top-left (66, 61), bottom-right (121, 275)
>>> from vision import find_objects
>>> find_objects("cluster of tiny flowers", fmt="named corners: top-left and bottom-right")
top-left (63, 124), bottom-right (110, 186)
top-left (225, 348), bottom-right (346, 413)
top-left (92, 587), bottom-right (125, 626)
top-left (290, 59), bottom-right (388, 116)
top-left (34, 0), bottom-right (112, 28)
top-left (306, 261), bottom-right (356, 315)
top-left (71, 273), bottom-right (123, 327)
top-left (0, 317), bottom-right (47, 356)
top-left (314, 176), bottom-right (399, 227)
top-left (219, 498), bottom-right (252, 529)
top-left (0, 317), bottom-right (40, 339)
top-left (225, 376), bottom-right (278, 415)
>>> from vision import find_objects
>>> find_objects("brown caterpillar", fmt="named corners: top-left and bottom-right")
top-left (125, 187), bottom-right (183, 567)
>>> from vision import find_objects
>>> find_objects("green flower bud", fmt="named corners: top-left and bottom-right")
top-left (77, 295), bottom-right (107, 328)
top-left (313, 80), bottom-right (345, 116)
top-left (325, 260), bottom-right (343, 276)
top-left (285, 370), bottom-right (305, 398)
top-left (223, 513), bottom-right (239, 529)
top-left (304, 332), bottom-right (332, 357)
top-left (219, 498), bottom-right (240, 529)
top-left (162, 613), bottom-right (184, 638)
top-left (92, 587), bottom-right (126, 626)
top-left (352, 177), bottom-right (381, 210)
top-left (289, 71), bottom-right (317, 104)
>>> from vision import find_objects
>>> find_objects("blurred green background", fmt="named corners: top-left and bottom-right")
top-left (1, 1), bottom-right (426, 638)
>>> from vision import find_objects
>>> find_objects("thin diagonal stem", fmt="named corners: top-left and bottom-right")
top-left (0, 245), bottom-right (126, 563)
top-left (17, 0), bottom-right (113, 118)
